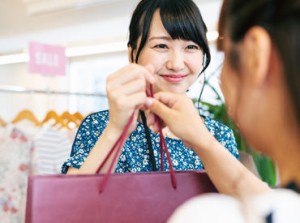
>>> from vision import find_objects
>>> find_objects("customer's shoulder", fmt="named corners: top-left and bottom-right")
top-left (252, 188), bottom-right (300, 221)
top-left (267, 188), bottom-right (300, 201)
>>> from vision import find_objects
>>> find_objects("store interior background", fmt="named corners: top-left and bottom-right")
top-left (0, 2), bottom-right (279, 221)
top-left (0, 0), bottom-right (224, 123)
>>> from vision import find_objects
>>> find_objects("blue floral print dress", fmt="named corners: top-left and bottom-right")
top-left (61, 110), bottom-right (239, 173)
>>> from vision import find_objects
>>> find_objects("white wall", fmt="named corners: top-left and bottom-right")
top-left (0, 62), bottom-right (70, 121)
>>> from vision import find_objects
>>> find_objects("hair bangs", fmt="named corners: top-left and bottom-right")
top-left (160, 9), bottom-right (197, 42)
top-left (159, 2), bottom-right (204, 45)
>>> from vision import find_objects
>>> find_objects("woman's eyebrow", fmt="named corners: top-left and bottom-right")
top-left (148, 36), bottom-right (172, 41)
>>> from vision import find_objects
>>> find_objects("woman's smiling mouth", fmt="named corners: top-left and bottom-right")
top-left (160, 74), bottom-right (188, 83)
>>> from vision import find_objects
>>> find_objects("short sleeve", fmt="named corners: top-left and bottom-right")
top-left (61, 111), bottom-right (109, 174)
top-left (204, 117), bottom-right (240, 160)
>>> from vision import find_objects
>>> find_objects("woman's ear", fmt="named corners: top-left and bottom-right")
top-left (243, 26), bottom-right (272, 86)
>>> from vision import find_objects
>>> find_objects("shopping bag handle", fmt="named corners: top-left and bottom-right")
top-left (96, 84), bottom-right (177, 193)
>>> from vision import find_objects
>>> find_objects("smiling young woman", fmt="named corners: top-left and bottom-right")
top-left (62, 0), bottom-right (239, 177)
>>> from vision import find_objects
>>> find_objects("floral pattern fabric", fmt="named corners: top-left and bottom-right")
top-left (62, 110), bottom-right (239, 174)
top-left (0, 126), bottom-right (32, 223)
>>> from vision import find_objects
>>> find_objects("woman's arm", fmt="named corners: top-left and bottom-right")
top-left (146, 92), bottom-right (270, 197)
top-left (67, 64), bottom-right (155, 174)
top-left (67, 123), bottom-right (124, 174)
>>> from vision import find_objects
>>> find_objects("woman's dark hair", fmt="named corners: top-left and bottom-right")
top-left (127, 0), bottom-right (211, 74)
top-left (218, 0), bottom-right (300, 125)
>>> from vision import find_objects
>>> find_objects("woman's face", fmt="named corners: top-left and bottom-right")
top-left (136, 10), bottom-right (204, 94)
top-left (219, 31), bottom-right (274, 149)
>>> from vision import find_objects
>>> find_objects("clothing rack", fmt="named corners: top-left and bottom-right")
top-left (0, 85), bottom-right (106, 97)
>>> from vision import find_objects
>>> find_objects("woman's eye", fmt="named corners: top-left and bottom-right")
top-left (154, 44), bottom-right (168, 49)
top-left (186, 45), bottom-right (199, 50)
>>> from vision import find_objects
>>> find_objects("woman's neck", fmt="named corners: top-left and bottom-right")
top-left (275, 129), bottom-right (300, 188)
top-left (278, 158), bottom-right (300, 188)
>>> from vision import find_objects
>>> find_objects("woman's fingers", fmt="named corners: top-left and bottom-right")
top-left (146, 92), bottom-right (205, 145)
top-left (145, 92), bottom-right (178, 123)
top-left (107, 64), bottom-right (154, 92)
top-left (106, 64), bottom-right (155, 132)
top-left (147, 99), bottom-right (171, 121)
top-left (144, 64), bottom-right (155, 83)
top-left (146, 111), bottom-right (160, 133)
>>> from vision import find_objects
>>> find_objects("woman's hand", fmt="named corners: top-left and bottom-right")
top-left (146, 92), bottom-right (212, 149)
top-left (106, 64), bottom-right (155, 135)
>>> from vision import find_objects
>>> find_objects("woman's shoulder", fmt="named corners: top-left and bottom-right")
top-left (203, 116), bottom-right (235, 140)
top-left (80, 110), bottom-right (109, 127)
top-left (256, 188), bottom-right (300, 204)
top-left (202, 116), bottom-right (239, 157)
top-left (84, 110), bottom-right (109, 121)
top-left (203, 116), bottom-right (231, 131)
top-left (168, 189), bottom-right (300, 223)
top-left (71, 110), bottom-right (109, 150)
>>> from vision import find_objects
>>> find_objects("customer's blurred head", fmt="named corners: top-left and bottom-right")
top-left (218, 0), bottom-right (300, 157)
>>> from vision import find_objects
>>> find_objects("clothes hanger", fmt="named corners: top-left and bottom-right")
top-left (60, 111), bottom-right (80, 128)
top-left (11, 109), bottom-right (41, 126)
top-left (72, 112), bottom-right (84, 127)
top-left (0, 116), bottom-right (7, 127)
top-left (42, 110), bottom-right (70, 130)
top-left (73, 112), bottom-right (84, 123)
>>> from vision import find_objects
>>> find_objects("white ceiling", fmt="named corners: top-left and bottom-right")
top-left (0, 0), bottom-right (222, 55)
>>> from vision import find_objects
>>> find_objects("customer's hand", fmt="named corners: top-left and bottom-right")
top-left (146, 92), bottom-right (211, 148)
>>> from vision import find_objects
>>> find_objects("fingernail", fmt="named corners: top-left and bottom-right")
top-left (145, 98), bottom-right (153, 107)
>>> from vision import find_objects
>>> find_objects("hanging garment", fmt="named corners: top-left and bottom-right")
top-left (32, 124), bottom-right (72, 175)
top-left (0, 125), bottom-right (33, 223)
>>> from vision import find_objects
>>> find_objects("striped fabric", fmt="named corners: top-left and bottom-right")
top-left (33, 126), bottom-right (72, 175)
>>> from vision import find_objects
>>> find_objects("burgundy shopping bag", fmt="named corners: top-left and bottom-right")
top-left (25, 90), bottom-right (218, 222)
top-left (25, 171), bottom-right (217, 223)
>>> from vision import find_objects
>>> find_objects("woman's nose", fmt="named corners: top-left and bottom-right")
top-left (166, 50), bottom-right (185, 71)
